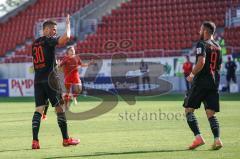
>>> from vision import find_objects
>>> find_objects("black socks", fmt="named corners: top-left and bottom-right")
top-left (32, 111), bottom-right (42, 141)
top-left (32, 111), bottom-right (70, 141)
top-left (186, 112), bottom-right (201, 136)
top-left (57, 112), bottom-right (69, 139)
top-left (208, 116), bottom-right (220, 139)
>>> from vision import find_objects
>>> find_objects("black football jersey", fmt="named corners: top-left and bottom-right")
top-left (32, 36), bottom-right (59, 82)
top-left (193, 39), bottom-right (222, 89)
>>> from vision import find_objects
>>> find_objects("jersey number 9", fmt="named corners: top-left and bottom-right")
top-left (210, 51), bottom-right (218, 72)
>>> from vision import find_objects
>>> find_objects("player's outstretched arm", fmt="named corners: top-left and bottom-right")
top-left (58, 14), bottom-right (71, 45)
top-left (81, 59), bottom-right (95, 67)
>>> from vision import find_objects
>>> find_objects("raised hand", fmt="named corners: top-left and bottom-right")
top-left (66, 14), bottom-right (70, 25)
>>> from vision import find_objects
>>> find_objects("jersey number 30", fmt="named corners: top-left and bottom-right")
top-left (33, 46), bottom-right (45, 64)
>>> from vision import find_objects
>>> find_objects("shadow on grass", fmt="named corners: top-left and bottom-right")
top-left (43, 149), bottom-right (212, 159)
top-left (0, 119), bottom-right (29, 123)
top-left (0, 148), bottom-right (49, 153)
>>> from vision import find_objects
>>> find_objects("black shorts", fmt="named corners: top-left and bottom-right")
top-left (183, 85), bottom-right (220, 112)
top-left (34, 80), bottom-right (63, 107)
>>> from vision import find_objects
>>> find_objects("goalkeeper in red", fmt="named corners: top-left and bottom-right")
top-left (183, 21), bottom-right (223, 150)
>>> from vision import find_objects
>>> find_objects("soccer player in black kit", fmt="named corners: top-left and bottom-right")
top-left (183, 21), bottom-right (223, 150)
top-left (31, 15), bottom-right (80, 149)
top-left (225, 56), bottom-right (237, 92)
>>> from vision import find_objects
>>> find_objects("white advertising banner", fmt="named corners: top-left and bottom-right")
top-left (25, 63), bottom-right (35, 78)
top-left (8, 78), bottom-right (34, 97)
top-left (82, 57), bottom-right (175, 78)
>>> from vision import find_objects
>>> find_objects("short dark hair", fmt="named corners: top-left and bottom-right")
top-left (43, 20), bottom-right (57, 29)
top-left (202, 21), bottom-right (216, 35)
top-left (66, 46), bottom-right (74, 54)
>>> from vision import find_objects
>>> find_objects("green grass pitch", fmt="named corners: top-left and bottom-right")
top-left (0, 93), bottom-right (239, 159)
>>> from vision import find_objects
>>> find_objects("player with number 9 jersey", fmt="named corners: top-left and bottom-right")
top-left (193, 40), bottom-right (222, 89)
top-left (183, 33), bottom-right (222, 113)
top-left (183, 21), bottom-right (223, 151)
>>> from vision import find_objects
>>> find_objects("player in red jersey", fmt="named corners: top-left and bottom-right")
top-left (41, 47), bottom-right (94, 118)
top-left (60, 46), bottom-right (94, 108)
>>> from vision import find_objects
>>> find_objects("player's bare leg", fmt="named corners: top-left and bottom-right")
top-left (206, 109), bottom-right (223, 150)
top-left (185, 108), bottom-right (205, 150)
top-left (73, 97), bottom-right (77, 105)
top-left (32, 106), bottom-right (45, 149)
top-left (72, 83), bottom-right (82, 105)
top-left (64, 85), bottom-right (72, 110)
top-left (55, 105), bottom-right (80, 146)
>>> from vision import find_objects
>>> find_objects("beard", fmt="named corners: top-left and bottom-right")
top-left (200, 34), bottom-right (204, 40)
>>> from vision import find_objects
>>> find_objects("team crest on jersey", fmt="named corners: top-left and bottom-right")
top-left (196, 48), bottom-right (202, 54)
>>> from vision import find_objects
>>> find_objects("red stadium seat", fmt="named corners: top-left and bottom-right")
top-left (1, 0), bottom-right (240, 60)
top-left (0, 0), bottom-right (93, 59)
